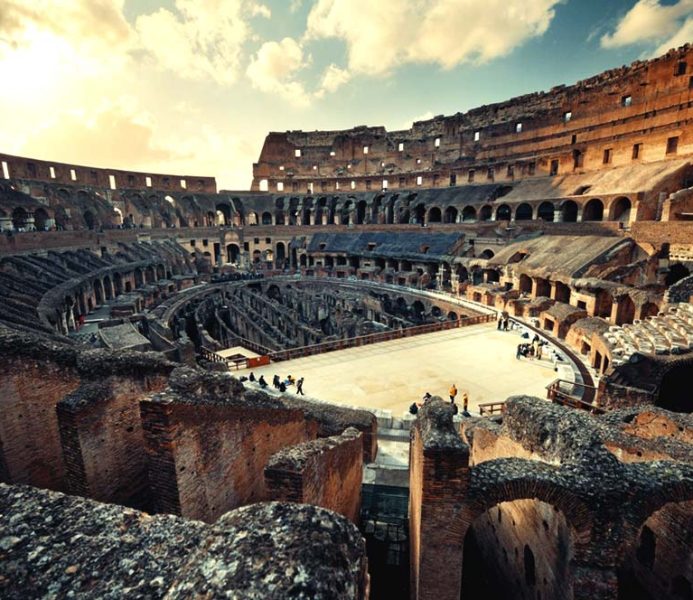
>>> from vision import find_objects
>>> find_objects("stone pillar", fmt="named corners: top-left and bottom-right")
top-left (554, 209), bottom-right (563, 223)
top-left (0, 216), bottom-right (12, 231)
top-left (550, 282), bottom-right (558, 300)
top-left (576, 209), bottom-right (584, 223)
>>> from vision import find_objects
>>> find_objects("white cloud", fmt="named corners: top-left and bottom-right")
top-left (305, 0), bottom-right (561, 75)
top-left (316, 63), bottom-right (351, 97)
top-left (246, 37), bottom-right (310, 106)
top-left (600, 0), bottom-right (693, 51)
top-left (249, 3), bottom-right (272, 19)
top-left (135, 0), bottom-right (259, 85)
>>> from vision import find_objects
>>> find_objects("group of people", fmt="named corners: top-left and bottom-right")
top-left (516, 334), bottom-right (544, 360)
top-left (410, 383), bottom-right (471, 417)
top-left (246, 372), bottom-right (305, 395)
top-left (497, 312), bottom-right (511, 331)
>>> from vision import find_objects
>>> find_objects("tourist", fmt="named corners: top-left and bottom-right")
top-left (497, 312), bottom-right (503, 330)
top-left (503, 316), bottom-right (509, 331)
top-left (272, 374), bottom-right (280, 388)
top-left (462, 392), bottom-right (469, 413)
top-left (449, 384), bottom-right (458, 403)
top-left (249, 372), bottom-right (256, 382)
top-left (516, 343), bottom-right (523, 359)
top-left (409, 402), bottom-right (419, 415)
top-left (422, 392), bottom-right (432, 403)
top-left (537, 343), bottom-right (543, 360)
top-left (258, 375), bottom-right (267, 388)
top-left (296, 377), bottom-right (305, 395)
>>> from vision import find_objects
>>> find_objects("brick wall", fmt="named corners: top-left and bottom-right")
top-left (140, 400), bottom-right (316, 522)
top-left (0, 358), bottom-right (80, 491)
top-left (265, 428), bottom-right (363, 523)
top-left (57, 375), bottom-right (169, 507)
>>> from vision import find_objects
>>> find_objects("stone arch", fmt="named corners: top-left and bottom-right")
top-left (246, 211), bottom-right (258, 226)
top-left (444, 206), bottom-right (458, 223)
top-left (609, 196), bottom-right (631, 223)
top-left (616, 295), bottom-right (636, 325)
top-left (33, 207), bottom-right (50, 231)
top-left (479, 249), bottom-right (495, 259)
top-left (448, 311), bottom-right (458, 321)
top-left (356, 200), bottom-right (368, 224)
top-left (479, 205), bottom-right (493, 221)
top-left (227, 243), bottom-right (240, 263)
top-left (515, 203), bottom-right (533, 221)
top-left (427, 206), bottom-right (442, 223)
top-left (561, 199), bottom-right (578, 222)
top-left (496, 204), bottom-right (511, 221)
top-left (261, 211), bottom-right (273, 225)
top-left (462, 206), bottom-right (477, 222)
top-left (457, 469), bottom-right (594, 599)
top-left (414, 203), bottom-right (426, 225)
top-left (411, 300), bottom-right (426, 320)
top-left (275, 242), bottom-right (286, 269)
top-left (12, 207), bottom-right (29, 230)
top-left (299, 253), bottom-right (307, 267)
top-left (640, 301), bottom-right (659, 319)
top-left (583, 198), bottom-right (604, 222)
top-left (83, 209), bottom-right (97, 230)
top-left (519, 274), bottom-right (532, 294)
top-left (537, 201), bottom-right (555, 222)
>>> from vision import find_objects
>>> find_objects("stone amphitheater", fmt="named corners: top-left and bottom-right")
top-left (1, 45), bottom-right (692, 600)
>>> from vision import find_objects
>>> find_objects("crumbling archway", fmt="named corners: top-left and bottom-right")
top-left (583, 199), bottom-right (604, 222)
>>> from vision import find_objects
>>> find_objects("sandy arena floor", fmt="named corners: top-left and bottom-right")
top-left (236, 323), bottom-right (558, 416)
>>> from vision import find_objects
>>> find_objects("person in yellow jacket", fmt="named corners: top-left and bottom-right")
top-left (449, 384), bottom-right (458, 403)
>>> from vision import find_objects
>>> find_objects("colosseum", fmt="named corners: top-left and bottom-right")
top-left (0, 42), bottom-right (692, 600)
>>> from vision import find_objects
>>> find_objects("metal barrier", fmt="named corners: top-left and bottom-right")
top-left (268, 313), bottom-right (494, 362)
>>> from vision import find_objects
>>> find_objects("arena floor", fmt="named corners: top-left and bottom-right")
top-left (237, 323), bottom-right (559, 416)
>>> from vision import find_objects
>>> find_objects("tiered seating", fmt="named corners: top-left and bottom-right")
top-left (602, 303), bottom-right (693, 365)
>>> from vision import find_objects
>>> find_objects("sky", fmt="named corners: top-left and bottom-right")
top-left (0, 0), bottom-right (691, 190)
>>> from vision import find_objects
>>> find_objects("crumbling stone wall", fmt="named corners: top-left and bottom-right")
top-left (265, 427), bottom-right (363, 523)
top-left (140, 369), bottom-right (317, 522)
top-left (0, 484), bottom-right (369, 600)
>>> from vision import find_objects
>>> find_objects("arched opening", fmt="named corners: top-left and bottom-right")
top-left (462, 206), bottom-right (477, 222)
top-left (226, 243), bottom-right (240, 264)
top-left (610, 197), bottom-right (631, 223)
top-left (275, 242), bottom-right (286, 269)
top-left (247, 211), bottom-right (258, 226)
top-left (11, 207), bottom-right (28, 230)
top-left (444, 206), bottom-right (458, 223)
top-left (537, 201), bottom-right (555, 222)
top-left (480, 249), bottom-right (495, 259)
top-left (619, 501), bottom-right (693, 598)
top-left (515, 203), bottom-right (533, 221)
top-left (460, 499), bottom-right (575, 600)
top-left (448, 311), bottom-right (458, 321)
top-left (640, 302), bottom-right (659, 319)
top-left (479, 205), bottom-right (493, 221)
top-left (32, 207), bottom-right (49, 231)
top-left (431, 306), bottom-right (442, 318)
top-left (411, 300), bottom-right (426, 321)
top-left (385, 198), bottom-right (396, 224)
top-left (561, 200), bottom-right (578, 222)
top-left (216, 203), bottom-right (232, 225)
top-left (275, 210), bottom-right (285, 225)
top-left (114, 273), bottom-right (123, 295)
top-left (665, 263), bottom-right (690, 287)
top-left (519, 274), bottom-right (532, 294)
top-left (299, 254), bottom-right (307, 267)
top-left (554, 281), bottom-right (571, 303)
top-left (356, 200), bottom-right (367, 224)
top-left (428, 207), bottom-right (442, 223)
top-left (496, 204), bottom-right (511, 221)
top-left (535, 277), bottom-right (551, 298)
top-left (596, 290), bottom-right (614, 319)
top-left (252, 249), bottom-right (261, 264)
top-left (414, 204), bottom-right (426, 225)
top-left (616, 295), bottom-right (636, 325)
top-left (83, 210), bottom-right (96, 230)
top-left (583, 199), bottom-right (604, 221)
top-left (261, 211), bottom-right (273, 225)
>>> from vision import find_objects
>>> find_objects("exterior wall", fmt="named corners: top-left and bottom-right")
top-left (252, 46), bottom-right (693, 192)
top-left (0, 152), bottom-right (216, 193)
top-left (140, 400), bottom-right (316, 522)
top-left (264, 428), bottom-right (363, 523)
top-left (0, 358), bottom-right (80, 491)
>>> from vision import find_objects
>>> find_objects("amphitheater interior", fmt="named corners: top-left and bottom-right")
top-left (1, 45), bottom-right (693, 600)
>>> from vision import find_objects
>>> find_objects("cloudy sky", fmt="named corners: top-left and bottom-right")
top-left (0, 0), bottom-right (691, 190)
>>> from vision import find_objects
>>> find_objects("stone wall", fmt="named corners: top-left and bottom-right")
top-left (265, 427), bottom-right (363, 523)
top-left (0, 484), bottom-right (369, 600)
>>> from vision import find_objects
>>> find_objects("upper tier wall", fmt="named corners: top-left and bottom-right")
top-left (0, 152), bottom-right (217, 194)
top-left (252, 45), bottom-right (693, 192)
